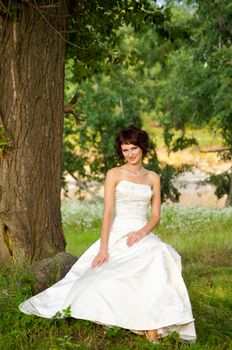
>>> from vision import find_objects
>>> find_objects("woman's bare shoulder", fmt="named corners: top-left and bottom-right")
top-left (105, 167), bottom-right (121, 182)
top-left (146, 170), bottom-right (160, 184)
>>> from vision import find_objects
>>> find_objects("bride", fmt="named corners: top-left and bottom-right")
top-left (19, 125), bottom-right (196, 344)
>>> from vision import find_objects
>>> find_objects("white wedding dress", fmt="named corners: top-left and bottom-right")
top-left (19, 179), bottom-right (196, 342)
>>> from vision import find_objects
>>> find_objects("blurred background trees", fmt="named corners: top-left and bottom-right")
top-left (63, 0), bottom-right (232, 205)
top-left (158, 0), bottom-right (232, 205)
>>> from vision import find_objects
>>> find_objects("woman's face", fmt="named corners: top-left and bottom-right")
top-left (121, 143), bottom-right (143, 164)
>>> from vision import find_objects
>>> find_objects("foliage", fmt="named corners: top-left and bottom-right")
top-left (63, 18), bottom-right (191, 201)
top-left (61, 0), bottom-right (195, 203)
top-left (201, 167), bottom-right (232, 201)
top-left (65, 0), bottom-right (185, 81)
top-left (153, 1), bottom-right (232, 204)
top-left (0, 125), bottom-right (12, 156)
top-left (159, 164), bottom-right (182, 202)
top-left (1, 203), bottom-right (232, 349)
top-left (63, 0), bottom-right (232, 204)
top-left (65, 62), bottom-right (144, 178)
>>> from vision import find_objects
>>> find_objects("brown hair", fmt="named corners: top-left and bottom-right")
top-left (115, 125), bottom-right (149, 159)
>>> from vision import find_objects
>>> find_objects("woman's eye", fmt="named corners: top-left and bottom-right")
top-left (122, 147), bottom-right (137, 152)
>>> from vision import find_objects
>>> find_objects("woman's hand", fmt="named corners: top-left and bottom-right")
top-left (127, 230), bottom-right (146, 247)
top-left (91, 249), bottom-right (109, 268)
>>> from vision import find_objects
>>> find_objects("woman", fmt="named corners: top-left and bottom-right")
top-left (19, 125), bottom-right (196, 344)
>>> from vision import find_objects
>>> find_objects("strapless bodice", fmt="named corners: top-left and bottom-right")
top-left (114, 180), bottom-right (153, 220)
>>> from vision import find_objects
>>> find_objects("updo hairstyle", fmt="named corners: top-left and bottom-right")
top-left (115, 125), bottom-right (149, 159)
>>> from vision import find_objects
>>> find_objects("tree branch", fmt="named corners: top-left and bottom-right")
top-left (0, 1), bottom-right (8, 14)
top-left (64, 91), bottom-right (85, 124)
top-left (196, 145), bottom-right (230, 153)
top-left (69, 173), bottom-right (102, 201)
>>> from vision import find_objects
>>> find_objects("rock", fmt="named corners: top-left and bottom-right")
top-left (28, 252), bottom-right (78, 293)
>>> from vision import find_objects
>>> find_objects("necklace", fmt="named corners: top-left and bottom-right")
top-left (123, 166), bottom-right (145, 177)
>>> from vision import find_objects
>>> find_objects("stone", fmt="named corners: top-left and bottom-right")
top-left (28, 252), bottom-right (78, 293)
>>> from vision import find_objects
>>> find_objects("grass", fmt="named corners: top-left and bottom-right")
top-left (143, 122), bottom-right (224, 150)
top-left (0, 202), bottom-right (232, 350)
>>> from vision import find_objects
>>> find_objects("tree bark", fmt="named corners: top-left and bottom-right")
top-left (0, 1), bottom-right (67, 264)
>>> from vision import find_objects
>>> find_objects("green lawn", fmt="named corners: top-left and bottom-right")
top-left (0, 202), bottom-right (232, 350)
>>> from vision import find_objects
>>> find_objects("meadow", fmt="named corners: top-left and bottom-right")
top-left (0, 201), bottom-right (232, 350)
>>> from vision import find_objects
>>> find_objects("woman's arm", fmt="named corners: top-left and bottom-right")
top-left (91, 169), bottom-right (117, 268)
top-left (127, 173), bottom-right (161, 247)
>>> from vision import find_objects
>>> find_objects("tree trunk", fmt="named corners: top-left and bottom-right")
top-left (0, 1), bottom-right (67, 264)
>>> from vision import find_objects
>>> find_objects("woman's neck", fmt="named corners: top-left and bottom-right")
top-left (123, 163), bottom-right (144, 176)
